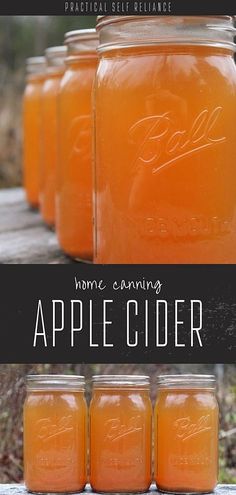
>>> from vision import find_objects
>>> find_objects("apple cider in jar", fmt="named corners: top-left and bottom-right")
top-left (23, 57), bottom-right (46, 208)
top-left (56, 30), bottom-right (98, 261)
top-left (40, 46), bottom-right (66, 227)
top-left (24, 375), bottom-right (87, 494)
top-left (154, 374), bottom-right (219, 493)
top-left (94, 16), bottom-right (236, 264)
top-left (90, 375), bottom-right (152, 492)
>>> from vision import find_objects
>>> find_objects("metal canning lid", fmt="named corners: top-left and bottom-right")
top-left (64, 29), bottom-right (99, 57)
top-left (26, 374), bottom-right (85, 390)
top-left (157, 374), bottom-right (216, 389)
top-left (92, 375), bottom-right (150, 387)
top-left (45, 46), bottom-right (67, 57)
top-left (45, 46), bottom-right (67, 68)
top-left (64, 28), bottom-right (99, 43)
top-left (96, 16), bottom-right (236, 52)
top-left (96, 15), bottom-right (234, 28)
top-left (26, 56), bottom-right (46, 74)
top-left (26, 56), bottom-right (46, 66)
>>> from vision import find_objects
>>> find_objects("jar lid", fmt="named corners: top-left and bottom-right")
top-left (64, 29), bottom-right (99, 56)
top-left (157, 374), bottom-right (216, 389)
top-left (96, 15), bottom-right (236, 29)
top-left (92, 375), bottom-right (150, 387)
top-left (26, 56), bottom-right (46, 75)
top-left (45, 46), bottom-right (67, 68)
top-left (26, 374), bottom-right (85, 390)
top-left (65, 28), bottom-right (99, 43)
top-left (96, 16), bottom-right (236, 52)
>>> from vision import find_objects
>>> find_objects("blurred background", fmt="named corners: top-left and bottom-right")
top-left (0, 15), bottom-right (96, 189)
top-left (0, 363), bottom-right (236, 484)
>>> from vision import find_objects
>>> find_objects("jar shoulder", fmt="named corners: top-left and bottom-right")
top-left (155, 390), bottom-right (219, 412)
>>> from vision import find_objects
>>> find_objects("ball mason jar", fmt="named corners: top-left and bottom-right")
top-left (56, 30), bottom-right (98, 261)
top-left (89, 375), bottom-right (152, 492)
top-left (94, 16), bottom-right (236, 264)
top-left (40, 46), bottom-right (67, 227)
top-left (24, 375), bottom-right (87, 493)
top-left (154, 374), bottom-right (219, 493)
top-left (23, 56), bottom-right (46, 209)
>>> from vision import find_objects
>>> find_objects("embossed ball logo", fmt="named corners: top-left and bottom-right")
top-left (104, 416), bottom-right (143, 442)
top-left (129, 107), bottom-right (226, 173)
top-left (174, 415), bottom-right (212, 442)
top-left (36, 416), bottom-right (73, 441)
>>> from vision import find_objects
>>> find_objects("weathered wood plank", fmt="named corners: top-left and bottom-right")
top-left (0, 226), bottom-right (71, 264)
top-left (0, 188), bottom-right (72, 264)
top-left (0, 203), bottom-right (42, 235)
top-left (0, 188), bottom-right (25, 206)
top-left (0, 485), bottom-right (235, 495)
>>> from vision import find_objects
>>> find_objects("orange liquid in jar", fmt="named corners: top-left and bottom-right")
top-left (40, 67), bottom-right (65, 227)
top-left (90, 385), bottom-right (152, 492)
top-left (94, 45), bottom-right (236, 263)
top-left (57, 55), bottom-right (97, 260)
top-left (23, 73), bottom-right (44, 208)
top-left (154, 387), bottom-right (219, 493)
top-left (24, 389), bottom-right (87, 493)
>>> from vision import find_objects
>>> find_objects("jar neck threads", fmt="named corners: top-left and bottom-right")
top-left (45, 46), bottom-right (67, 73)
top-left (157, 374), bottom-right (216, 390)
top-left (26, 56), bottom-right (46, 76)
top-left (96, 16), bottom-right (236, 53)
top-left (92, 375), bottom-right (150, 389)
top-left (26, 374), bottom-right (85, 391)
top-left (64, 29), bottom-right (99, 58)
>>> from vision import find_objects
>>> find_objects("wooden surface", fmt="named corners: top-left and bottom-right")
top-left (0, 188), bottom-right (71, 264)
top-left (0, 485), bottom-right (235, 495)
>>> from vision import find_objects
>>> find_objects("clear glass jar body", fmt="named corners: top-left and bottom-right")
top-left (154, 375), bottom-right (219, 493)
top-left (89, 375), bottom-right (152, 492)
top-left (24, 375), bottom-right (87, 494)
top-left (56, 31), bottom-right (98, 261)
top-left (94, 16), bottom-right (236, 264)
top-left (23, 60), bottom-right (45, 209)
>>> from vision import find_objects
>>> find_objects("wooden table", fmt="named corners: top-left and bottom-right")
top-left (0, 485), bottom-right (235, 495)
top-left (0, 188), bottom-right (71, 264)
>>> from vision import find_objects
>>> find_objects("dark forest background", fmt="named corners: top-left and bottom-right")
top-left (0, 363), bottom-right (236, 484)
top-left (0, 16), bottom-right (96, 188)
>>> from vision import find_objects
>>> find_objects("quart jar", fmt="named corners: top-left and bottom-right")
top-left (56, 30), bottom-right (98, 261)
top-left (40, 46), bottom-right (67, 227)
top-left (94, 16), bottom-right (236, 264)
top-left (23, 57), bottom-right (46, 209)
top-left (154, 374), bottom-right (219, 493)
top-left (90, 375), bottom-right (152, 492)
top-left (24, 375), bottom-right (87, 494)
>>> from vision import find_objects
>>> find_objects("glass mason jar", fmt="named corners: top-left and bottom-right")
top-left (40, 46), bottom-right (67, 228)
top-left (56, 30), bottom-right (98, 261)
top-left (154, 374), bottom-right (219, 493)
top-left (24, 375), bottom-right (87, 494)
top-left (90, 375), bottom-right (152, 492)
top-left (23, 56), bottom-right (46, 209)
top-left (94, 16), bottom-right (236, 264)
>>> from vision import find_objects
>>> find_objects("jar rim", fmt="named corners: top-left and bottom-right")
top-left (97, 15), bottom-right (234, 29)
top-left (92, 374), bottom-right (150, 387)
top-left (26, 56), bottom-right (45, 66)
top-left (26, 374), bottom-right (85, 390)
top-left (157, 374), bottom-right (216, 389)
top-left (96, 16), bottom-right (236, 53)
top-left (64, 28), bottom-right (99, 44)
top-left (45, 46), bottom-right (67, 69)
top-left (45, 46), bottom-right (67, 57)
top-left (26, 56), bottom-right (46, 75)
